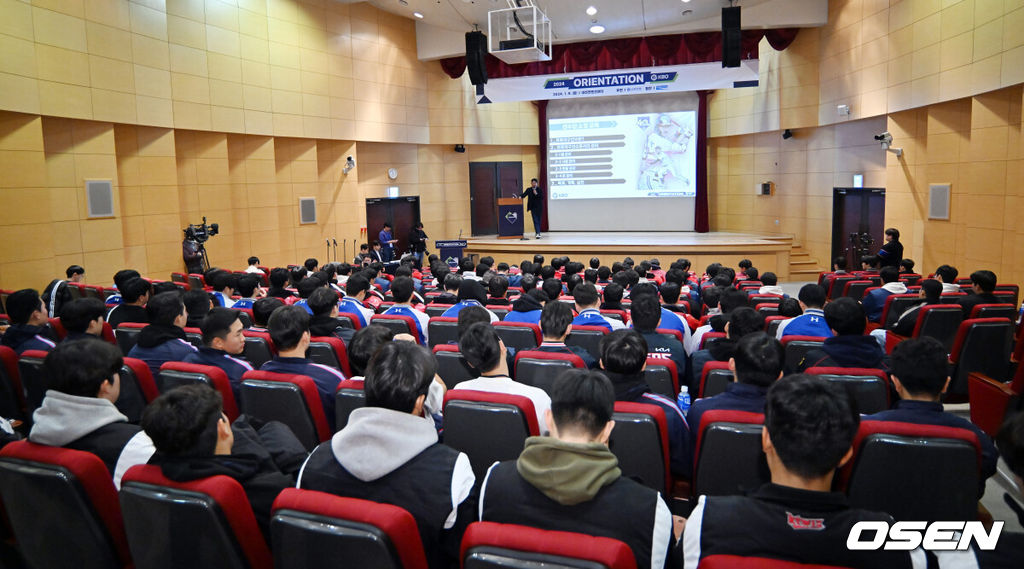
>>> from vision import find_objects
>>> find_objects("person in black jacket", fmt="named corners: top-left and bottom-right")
top-left (876, 227), bottom-right (904, 268)
top-left (798, 298), bottom-right (888, 372)
top-left (521, 178), bottom-right (543, 238)
top-left (41, 264), bottom-right (85, 318)
top-left (60, 298), bottom-right (107, 342)
top-left (958, 269), bottom-right (1001, 316)
top-left (306, 287), bottom-right (356, 345)
top-left (408, 222), bottom-right (428, 263)
top-left (106, 277), bottom-right (151, 329)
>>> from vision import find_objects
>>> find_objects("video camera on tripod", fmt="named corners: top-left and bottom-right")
top-left (184, 217), bottom-right (220, 243)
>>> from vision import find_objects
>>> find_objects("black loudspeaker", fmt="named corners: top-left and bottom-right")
top-left (722, 6), bottom-right (741, 68)
top-left (466, 31), bottom-right (488, 85)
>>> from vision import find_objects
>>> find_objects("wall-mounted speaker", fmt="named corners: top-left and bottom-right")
top-left (299, 197), bottom-right (317, 224)
top-left (722, 7), bottom-right (741, 68)
top-left (85, 180), bottom-right (114, 218)
top-left (928, 184), bottom-right (950, 220)
top-left (466, 31), bottom-right (488, 85)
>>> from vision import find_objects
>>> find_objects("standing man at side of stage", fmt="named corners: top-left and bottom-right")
top-left (521, 177), bottom-right (544, 239)
top-left (378, 222), bottom-right (398, 262)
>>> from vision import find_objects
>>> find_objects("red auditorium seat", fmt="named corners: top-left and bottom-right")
top-left (157, 362), bottom-right (239, 420)
top-left (239, 370), bottom-right (331, 450)
top-left (307, 335), bottom-right (351, 377)
top-left (968, 363), bottom-right (1024, 438)
top-left (699, 331), bottom-right (726, 350)
top-left (187, 273), bottom-right (207, 291)
top-left (334, 379), bottom-right (365, 431)
top-left (883, 304), bottom-right (964, 354)
top-left (242, 329), bottom-right (277, 369)
top-left (655, 327), bottom-right (684, 344)
top-left (513, 350), bottom-right (585, 395)
top-left (461, 522), bottom-right (636, 569)
top-left (600, 308), bottom-right (629, 324)
top-left (968, 303), bottom-right (1017, 320)
top-left (442, 390), bottom-right (540, 479)
top-left (271, 489), bottom-right (427, 569)
top-left (426, 316), bottom-right (459, 348)
top-left (16, 349), bottom-right (49, 412)
top-left (692, 410), bottom-right (767, 498)
top-left (370, 314), bottom-right (420, 342)
top-left (120, 464), bottom-right (271, 569)
top-left (698, 361), bottom-right (733, 399)
top-left (804, 367), bottom-right (891, 414)
top-left (780, 335), bottom-right (828, 370)
top-left (755, 303), bottom-right (780, 317)
top-left (432, 344), bottom-right (476, 387)
top-left (0, 441), bottom-right (133, 569)
top-left (643, 357), bottom-right (679, 398)
top-left (947, 317), bottom-right (1014, 398)
top-left (827, 276), bottom-right (858, 300)
top-left (334, 312), bottom-right (361, 330)
top-left (565, 324), bottom-right (608, 362)
top-left (47, 317), bottom-right (66, 340)
top-left (424, 304), bottom-right (452, 318)
top-left (608, 401), bottom-right (670, 495)
top-left (492, 321), bottom-right (542, 351)
top-left (117, 357), bottom-right (160, 423)
top-left (115, 322), bottom-right (147, 355)
top-left (878, 293), bottom-right (920, 328)
top-left (842, 280), bottom-right (874, 300)
top-left (747, 294), bottom-right (782, 310)
top-left (764, 315), bottom-right (787, 336)
top-left (0, 345), bottom-right (26, 422)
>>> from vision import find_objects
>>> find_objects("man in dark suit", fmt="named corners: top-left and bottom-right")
top-left (521, 178), bottom-right (543, 239)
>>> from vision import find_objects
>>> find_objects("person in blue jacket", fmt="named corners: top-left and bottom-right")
top-left (182, 307), bottom-right (253, 400)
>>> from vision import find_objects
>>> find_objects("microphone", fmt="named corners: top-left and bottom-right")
top-left (325, 239), bottom-right (330, 245)
top-left (332, 239), bottom-right (337, 246)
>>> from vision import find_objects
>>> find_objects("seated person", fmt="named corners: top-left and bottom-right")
top-left (503, 288), bottom-right (547, 324)
top-left (958, 269), bottom-right (1001, 315)
top-left (382, 276), bottom-right (430, 344)
top-left (486, 276), bottom-right (512, 306)
top-left (899, 258), bottom-right (915, 274)
top-left (869, 278), bottom-right (941, 348)
top-left (431, 272), bottom-right (461, 305)
top-left (105, 277), bottom-right (151, 329)
top-left (266, 267), bottom-right (295, 299)
top-left (457, 322), bottom-right (550, 430)
top-left (307, 287), bottom-right (356, 345)
top-left (757, 272), bottom-right (786, 296)
top-left (776, 284), bottom-right (831, 339)
top-left (571, 282), bottom-right (624, 331)
top-left (630, 293), bottom-right (689, 392)
top-left (864, 337), bottom-right (997, 496)
top-left (599, 282), bottom-right (625, 311)
top-left (541, 277), bottom-right (563, 302)
top-left (245, 256), bottom-right (264, 274)
top-left (297, 341), bottom-right (476, 569)
top-left (441, 280), bottom-right (497, 321)
top-left (777, 298), bottom-right (803, 318)
top-left (689, 307), bottom-right (765, 388)
top-left (687, 332), bottom-right (783, 446)
top-left (600, 329), bottom-right (690, 478)
top-left (821, 256), bottom-right (849, 295)
top-left (60, 298), bottom-right (108, 342)
top-left (346, 325), bottom-right (394, 380)
top-left (683, 374), bottom-right (926, 569)
top-left (633, 284), bottom-right (692, 350)
top-left (183, 289), bottom-right (213, 329)
top-left (128, 292), bottom-right (198, 377)
top-left (862, 266), bottom-right (908, 323)
top-left (260, 305), bottom-right (346, 429)
top-left (41, 264), bottom-right (85, 318)
top-left (230, 275), bottom-right (262, 310)
top-left (209, 270), bottom-right (238, 308)
top-left (292, 276), bottom-right (323, 315)
top-left (249, 297), bottom-right (283, 333)
top-left (104, 268), bottom-right (140, 305)
top-left (688, 288), bottom-right (746, 355)
top-left (142, 383), bottom-right (298, 538)
top-left (29, 340), bottom-right (155, 488)
top-left (182, 308), bottom-right (253, 399)
top-left (535, 301), bottom-right (597, 369)
top-left (934, 264), bottom-right (961, 294)
top-left (798, 298), bottom-right (887, 372)
top-left (338, 273), bottom-right (376, 328)
top-left (479, 369), bottom-right (677, 569)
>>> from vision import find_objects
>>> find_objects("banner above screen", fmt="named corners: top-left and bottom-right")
top-left (477, 59), bottom-right (758, 104)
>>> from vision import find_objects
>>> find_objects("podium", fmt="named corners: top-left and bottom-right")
top-left (435, 240), bottom-right (467, 268)
top-left (497, 198), bottom-right (524, 239)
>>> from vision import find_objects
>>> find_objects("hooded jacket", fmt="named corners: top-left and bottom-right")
top-left (308, 314), bottom-right (356, 344)
top-left (799, 335), bottom-right (889, 371)
top-left (127, 324), bottom-right (197, 377)
top-left (29, 390), bottom-right (155, 488)
top-left (0, 324), bottom-right (56, 355)
top-left (503, 293), bottom-right (544, 324)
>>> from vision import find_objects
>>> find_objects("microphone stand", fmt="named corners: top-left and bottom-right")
top-left (332, 239), bottom-right (338, 262)
top-left (325, 239), bottom-right (330, 262)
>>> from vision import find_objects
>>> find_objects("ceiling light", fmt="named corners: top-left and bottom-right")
top-left (682, 9), bottom-right (692, 16)
top-left (413, 11), bottom-right (423, 18)
top-left (586, 6), bottom-right (597, 16)
top-left (589, 24), bottom-right (605, 34)
top-left (682, 0), bottom-right (692, 3)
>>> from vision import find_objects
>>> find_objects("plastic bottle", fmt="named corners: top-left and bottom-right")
top-left (677, 385), bottom-right (691, 417)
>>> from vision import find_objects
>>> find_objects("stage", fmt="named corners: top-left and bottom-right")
top-left (463, 231), bottom-right (795, 279)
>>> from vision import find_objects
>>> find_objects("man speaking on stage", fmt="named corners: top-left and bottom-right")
top-left (521, 177), bottom-right (544, 239)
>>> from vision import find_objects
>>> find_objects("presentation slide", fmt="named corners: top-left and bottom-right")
top-left (548, 111), bottom-right (697, 200)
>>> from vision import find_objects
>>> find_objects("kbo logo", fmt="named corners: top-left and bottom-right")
top-left (847, 521), bottom-right (1003, 551)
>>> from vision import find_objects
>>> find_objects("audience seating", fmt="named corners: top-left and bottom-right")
top-left (115, 322), bottom-right (147, 355)
top-left (461, 522), bottom-right (636, 569)
top-left (879, 294), bottom-right (921, 328)
top-left (968, 303), bottom-right (1017, 320)
top-left (947, 318), bottom-right (1014, 397)
top-left (119, 464), bottom-right (272, 569)
top-left (432, 344), bottom-right (477, 387)
top-left (442, 390), bottom-right (540, 479)
top-left (513, 350), bottom-right (585, 395)
top-left (827, 276), bottom-right (858, 300)
top-left (16, 349), bottom-right (49, 412)
top-left (493, 321), bottom-right (542, 352)
top-left (698, 361), bottom-right (733, 399)
top-left (157, 362), bottom-right (239, 420)
top-left (899, 273), bottom-right (923, 286)
top-left (804, 367), bottom-right (890, 414)
top-left (333, 313), bottom-right (359, 330)
top-left (187, 274), bottom-right (207, 291)
top-left (170, 272), bottom-right (187, 284)
top-left (84, 285), bottom-right (108, 303)
top-left (239, 370), bottom-right (331, 450)
top-left (780, 335), bottom-right (828, 371)
top-left (655, 328), bottom-right (684, 345)
top-left (425, 304), bottom-right (452, 318)
top-left (755, 303), bottom-right (779, 317)
top-left (747, 294), bottom-right (782, 309)
top-left (839, 421), bottom-right (980, 522)
top-left (0, 442), bottom-right (133, 569)
top-left (116, 357), bottom-right (160, 423)
top-left (426, 316), bottom-right (459, 348)
top-left (968, 363), bottom-right (1024, 437)
top-left (235, 308), bottom-right (254, 328)
top-left (370, 314), bottom-right (420, 342)
top-left (642, 357), bottom-right (679, 398)
top-left (0, 345), bottom-right (27, 422)
top-left (565, 324), bottom-right (608, 362)
top-left (842, 280), bottom-right (875, 301)
top-left (270, 488), bottom-right (427, 569)
top-left (307, 335), bottom-right (352, 377)
top-left (242, 330), bottom-right (277, 369)
top-left (692, 410), bottom-right (767, 498)
top-left (183, 326), bottom-right (203, 348)
top-left (608, 401), bottom-right (670, 495)
top-left (600, 309), bottom-right (629, 324)
top-left (895, 304), bottom-right (965, 354)
top-left (764, 316), bottom-right (787, 336)
top-left (47, 317), bottom-right (67, 340)
top-left (334, 379), bottom-right (365, 431)
top-left (940, 292), bottom-right (967, 304)
top-left (993, 284), bottom-right (1019, 306)
top-left (699, 331), bottom-right (726, 350)
top-left (489, 307), bottom-right (510, 321)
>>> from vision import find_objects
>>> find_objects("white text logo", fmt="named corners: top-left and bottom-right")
top-left (847, 521), bottom-right (1002, 551)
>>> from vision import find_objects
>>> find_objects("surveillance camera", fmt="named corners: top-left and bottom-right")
top-left (342, 156), bottom-right (356, 175)
top-left (874, 132), bottom-right (893, 145)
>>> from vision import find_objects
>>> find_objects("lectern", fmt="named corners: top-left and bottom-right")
top-left (497, 198), bottom-right (524, 239)
top-left (435, 240), bottom-right (467, 268)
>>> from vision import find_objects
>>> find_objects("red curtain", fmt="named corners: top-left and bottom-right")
top-left (694, 90), bottom-right (710, 233)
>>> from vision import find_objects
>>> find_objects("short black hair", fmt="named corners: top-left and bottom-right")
top-left (290, 267), bottom-right (306, 287)
top-left (629, 293), bottom-right (661, 332)
top-left (268, 305), bottom-right (310, 351)
top-left (777, 298), bottom-right (802, 317)
top-left (599, 329), bottom-right (647, 375)
top-left (444, 273), bottom-right (463, 292)
top-left (210, 270), bottom-right (237, 292)
top-left (348, 325), bottom-right (394, 376)
top-left (660, 282), bottom-right (681, 304)
top-left (307, 287), bottom-right (339, 317)
top-left (728, 307), bottom-right (766, 339)
top-left (745, 267), bottom-right (759, 281)
top-left (488, 276), bottom-right (509, 299)
top-left (589, 257), bottom-right (600, 269)
top-left (269, 267), bottom-right (290, 288)
top-left (934, 265), bottom-right (958, 283)
top-left (597, 266), bottom-right (611, 280)
top-left (996, 411), bottom-right (1024, 480)
top-left (121, 277), bottom-right (153, 303)
top-left (475, 263), bottom-right (489, 277)
top-left (457, 306), bottom-right (491, 340)
top-left (583, 269), bottom-right (598, 284)
top-left (236, 275), bottom-right (259, 297)
top-left (884, 227), bottom-right (900, 240)
top-left (142, 383), bottom-right (223, 457)
top-left (761, 272), bottom-right (778, 286)
top-left (797, 284), bottom-right (826, 308)
top-left (890, 337), bottom-right (949, 397)
top-left (540, 301), bottom-right (573, 338)
top-left (200, 307), bottom-right (241, 346)
top-left (147, 291), bottom-right (185, 326)
top-left (496, 262), bottom-right (509, 272)
top-left (519, 274), bottom-right (537, 292)
top-left (602, 283), bottom-right (623, 304)
top-left (297, 277), bottom-right (322, 299)
top-left (970, 270), bottom-right (997, 293)
top-left (61, 298), bottom-right (107, 333)
top-left (460, 322), bottom-right (503, 372)
top-left (899, 259), bottom-right (915, 272)
top-left (183, 290), bottom-right (212, 321)
top-left (833, 256), bottom-right (847, 270)
top-left (823, 297), bottom-right (865, 335)
top-left (43, 339), bottom-right (122, 397)
top-left (719, 288), bottom-right (748, 314)
top-left (304, 258), bottom-right (318, 271)
top-left (765, 374), bottom-right (859, 479)
top-left (919, 279), bottom-right (942, 303)
top-left (390, 276), bottom-right (414, 304)
top-left (5, 289), bottom-right (43, 325)
top-left (541, 278), bottom-right (562, 301)
top-left (572, 282), bottom-right (599, 307)
top-left (364, 341), bottom-right (435, 413)
top-left (702, 286), bottom-right (724, 310)
top-left (550, 369), bottom-right (614, 438)
top-left (457, 280), bottom-right (488, 304)
top-left (533, 254), bottom-right (544, 265)
top-left (247, 256), bottom-right (260, 266)
top-left (739, 259), bottom-right (752, 270)
top-left (66, 265), bottom-right (85, 279)
top-left (153, 282), bottom-right (178, 296)
top-left (732, 332), bottom-right (784, 387)
top-left (113, 269), bottom-right (141, 290)
top-left (345, 274), bottom-right (370, 297)
top-left (879, 266), bottom-right (899, 284)
top-left (252, 297), bottom-right (284, 327)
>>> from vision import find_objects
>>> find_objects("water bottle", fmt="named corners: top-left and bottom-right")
top-left (677, 386), bottom-right (691, 417)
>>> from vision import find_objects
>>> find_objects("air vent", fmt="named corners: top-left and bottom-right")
top-left (299, 197), bottom-right (317, 224)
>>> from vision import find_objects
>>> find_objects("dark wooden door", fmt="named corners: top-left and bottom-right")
top-left (470, 161), bottom-right (523, 235)
top-left (365, 197), bottom-right (420, 257)
top-left (832, 188), bottom-right (885, 269)
top-left (497, 162), bottom-right (523, 199)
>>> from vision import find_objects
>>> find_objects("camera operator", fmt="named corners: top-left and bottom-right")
top-left (183, 232), bottom-right (203, 274)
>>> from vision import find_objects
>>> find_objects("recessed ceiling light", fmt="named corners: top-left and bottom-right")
top-left (589, 24), bottom-right (605, 34)
top-left (586, 6), bottom-right (597, 16)
top-left (681, 0), bottom-right (692, 3)
top-left (413, 11), bottom-right (423, 18)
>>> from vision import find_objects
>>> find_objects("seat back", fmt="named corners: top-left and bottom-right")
top-left (642, 357), bottom-right (679, 398)
top-left (565, 325), bottom-right (608, 362)
top-left (693, 410), bottom-right (767, 497)
top-left (608, 401), bottom-right (670, 494)
top-left (187, 274), bottom-right (207, 291)
top-left (115, 357), bottom-right (160, 423)
top-left (746, 294), bottom-right (781, 309)
top-left (698, 361), bottom-right (733, 399)
top-left (114, 322), bottom-right (147, 355)
top-left (157, 362), bottom-right (239, 420)
top-left (492, 321), bottom-right (542, 351)
top-left (969, 303), bottom-right (1016, 320)
top-left (333, 380), bottom-right (366, 431)
top-left (600, 309), bottom-right (629, 324)
top-left (442, 390), bottom-right (539, 479)
top-left (842, 280), bottom-right (874, 300)
top-left (765, 316), bottom-right (787, 336)
top-left (755, 303), bottom-right (779, 317)
top-left (425, 304), bottom-right (452, 318)
top-left (912, 304), bottom-right (965, 352)
top-left (270, 489), bottom-right (427, 569)
top-left (370, 314), bottom-right (419, 342)
top-left (83, 285), bottom-right (107, 302)
top-left (120, 464), bottom-right (271, 569)
top-left (840, 421), bottom-right (980, 522)
top-left (426, 317), bottom-right (459, 348)
top-left (804, 367), bottom-right (890, 415)
top-left (947, 318), bottom-right (1014, 396)
top-left (489, 307), bottom-right (510, 321)
top-left (183, 326), bottom-right (204, 348)
top-left (49, 317), bottom-right (67, 340)
top-left (171, 272), bottom-right (187, 284)
top-left (432, 345), bottom-right (477, 387)
top-left (307, 336), bottom-right (352, 377)
top-left (461, 522), bottom-right (636, 569)
top-left (968, 364), bottom-right (1024, 437)
top-left (655, 328), bottom-right (684, 344)
top-left (780, 335), bottom-right (827, 371)
top-left (0, 345), bottom-right (26, 421)
top-left (880, 294), bottom-right (920, 328)
top-left (0, 441), bottom-right (132, 569)
top-left (242, 330), bottom-right (276, 368)
top-left (828, 276), bottom-right (858, 299)
top-left (16, 349), bottom-right (49, 412)
top-left (699, 331), bottom-right (726, 350)
top-left (513, 350), bottom-right (585, 396)
top-left (239, 371), bottom-right (331, 450)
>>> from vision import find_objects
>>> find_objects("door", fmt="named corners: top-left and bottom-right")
top-left (470, 161), bottom-right (523, 235)
top-left (831, 188), bottom-right (886, 270)
top-left (365, 197), bottom-right (420, 258)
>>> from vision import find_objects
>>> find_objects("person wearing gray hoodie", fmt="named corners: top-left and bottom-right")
top-left (297, 341), bottom-right (475, 569)
top-left (28, 339), bottom-right (155, 489)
